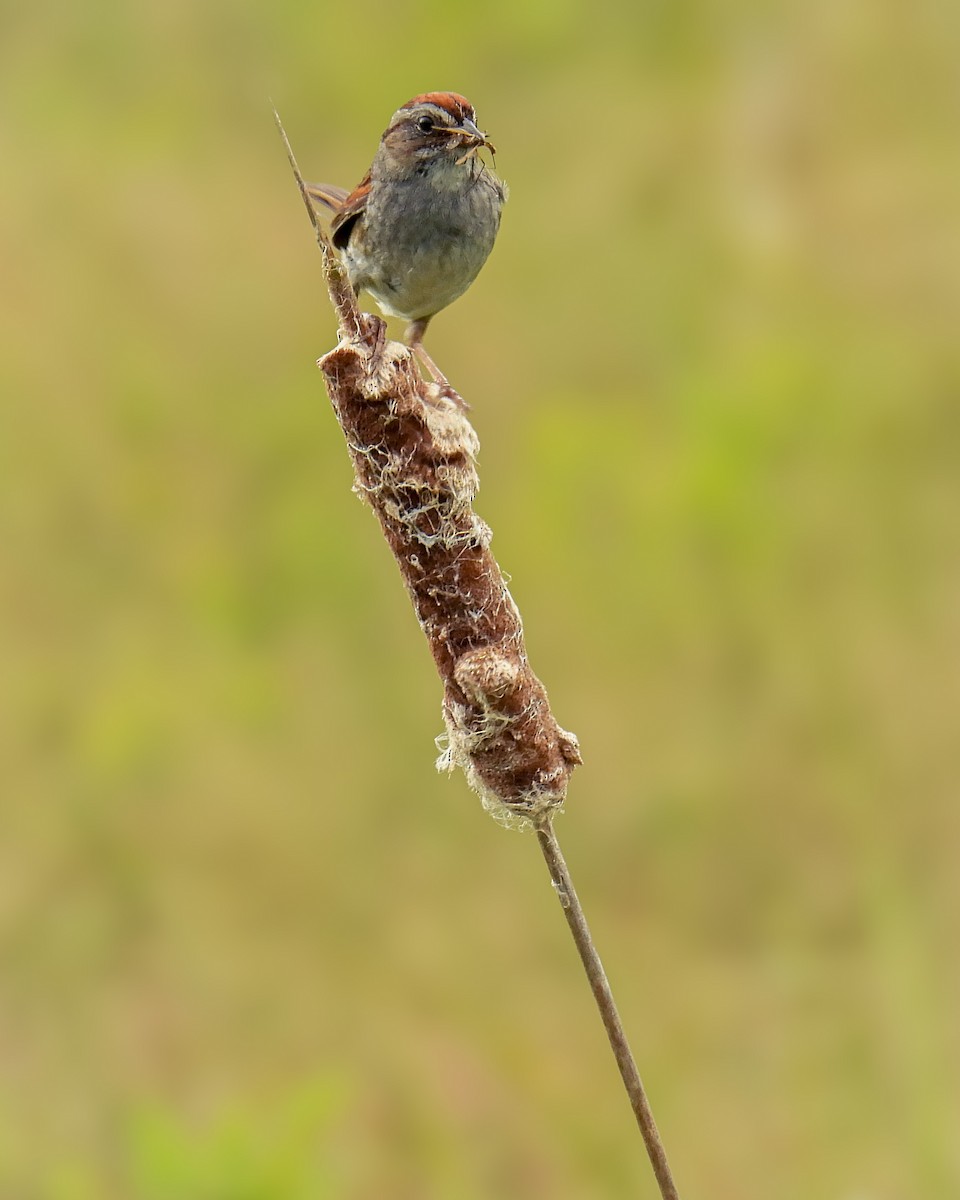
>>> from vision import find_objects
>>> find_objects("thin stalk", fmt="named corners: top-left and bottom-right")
top-left (535, 818), bottom-right (681, 1200)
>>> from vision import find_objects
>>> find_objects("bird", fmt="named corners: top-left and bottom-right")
top-left (306, 92), bottom-right (506, 385)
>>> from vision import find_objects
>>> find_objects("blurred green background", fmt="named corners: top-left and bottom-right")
top-left (2, 0), bottom-right (958, 1196)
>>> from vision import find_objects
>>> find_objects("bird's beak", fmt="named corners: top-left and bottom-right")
top-left (459, 117), bottom-right (495, 153)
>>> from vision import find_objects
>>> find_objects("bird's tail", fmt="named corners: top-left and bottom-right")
top-left (304, 182), bottom-right (350, 212)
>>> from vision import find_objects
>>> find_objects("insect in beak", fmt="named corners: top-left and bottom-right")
top-left (455, 118), bottom-right (496, 165)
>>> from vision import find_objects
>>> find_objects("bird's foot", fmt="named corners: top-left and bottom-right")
top-left (357, 313), bottom-right (387, 363)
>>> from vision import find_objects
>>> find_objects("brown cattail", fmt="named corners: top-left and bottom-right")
top-left (319, 331), bottom-right (581, 826)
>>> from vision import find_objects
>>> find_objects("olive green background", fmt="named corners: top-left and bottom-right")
top-left (2, 1), bottom-right (958, 1197)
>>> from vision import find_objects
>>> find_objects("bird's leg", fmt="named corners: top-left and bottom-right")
top-left (405, 318), bottom-right (450, 389)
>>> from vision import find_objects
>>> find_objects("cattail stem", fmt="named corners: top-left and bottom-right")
top-left (276, 105), bottom-right (681, 1198)
top-left (536, 818), bottom-right (681, 1199)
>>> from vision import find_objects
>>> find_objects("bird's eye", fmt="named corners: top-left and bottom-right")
top-left (416, 115), bottom-right (434, 133)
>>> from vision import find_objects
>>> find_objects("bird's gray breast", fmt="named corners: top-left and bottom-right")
top-left (345, 163), bottom-right (504, 322)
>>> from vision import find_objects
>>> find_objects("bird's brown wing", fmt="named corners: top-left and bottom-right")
top-left (305, 176), bottom-right (370, 251)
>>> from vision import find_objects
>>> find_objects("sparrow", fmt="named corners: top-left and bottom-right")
top-left (307, 92), bottom-right (506, 384)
